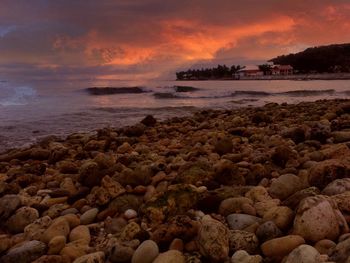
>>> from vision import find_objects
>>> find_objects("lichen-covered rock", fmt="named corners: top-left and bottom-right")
top-left (6, 206), bottom-right (39, 233)
top-left (140, 184), bottom-right (200, 223)
top-left (177, 161), bottom-right (213, 185)
top-left (308, 159), bottom-right (350, 189)
top-left (24, 216), bottom-right (52, 240)
top-left (2, 240), bottom-right (47, 263)
top-left (293, 195), bottom-right (348, 242)
top-left (151, 215), bottom-right (199, 246)
top-left (228, 230), bottom-right (259, 254)
top-left (197, 215), bottom-right (229, 262)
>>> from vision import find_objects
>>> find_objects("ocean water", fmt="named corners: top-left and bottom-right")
top-left (1, 79), bottom-right (350, 152)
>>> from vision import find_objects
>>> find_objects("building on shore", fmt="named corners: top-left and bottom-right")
top-left (271, 65), bottom-right (294, 75)
top-left (234, 65), bottom-right (264, 78)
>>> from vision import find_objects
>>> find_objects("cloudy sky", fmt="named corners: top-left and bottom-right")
top-left (1, 0), bottom-right (350, 80)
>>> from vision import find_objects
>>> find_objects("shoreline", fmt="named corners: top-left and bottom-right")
top-left (1, 99), bottom-right (350, 262)
top-left (176, 72), bottom-right (350, 81)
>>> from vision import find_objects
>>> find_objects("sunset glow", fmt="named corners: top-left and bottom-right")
top-left (1, 0), bottom-right (350, 80)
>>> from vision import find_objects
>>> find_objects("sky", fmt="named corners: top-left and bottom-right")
top-left (1, 0), bottom-right (350, 80)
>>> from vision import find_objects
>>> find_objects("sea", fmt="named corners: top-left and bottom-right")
top-left (1, 79), bottom-right (350, 153)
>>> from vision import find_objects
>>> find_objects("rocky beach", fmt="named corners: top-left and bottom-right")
top-left (1, 99), bottom-right (350, 262)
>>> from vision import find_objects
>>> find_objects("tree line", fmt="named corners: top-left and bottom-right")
top-left (176, 65), bottom-right (245, 80)
top-left (270, 43), bottom-right (350, 73)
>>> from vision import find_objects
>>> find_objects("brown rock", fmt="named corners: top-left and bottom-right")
top-left (261, 235), bottom-right (305, 258)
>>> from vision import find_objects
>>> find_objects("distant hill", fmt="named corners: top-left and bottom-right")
top-left (270, 43), bottom-right (350, 73)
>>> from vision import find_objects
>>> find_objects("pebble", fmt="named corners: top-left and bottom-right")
top-left (256, 221), bottom-right (282, 242)
top-left (228, 230), bottom-right (259, 254)
top-left (131, 240), bottom-right (159, 263)
top-left (69, 225), bottom-right (90, 244)
top-left (48, 235), bottom-right (66, 255)
top-left (268, 174), bottom-right (303, 200)
top-left (261, 235), bottom-right (305, 258)
top-left (41, 217), bottom-right (70, 243)
top-left (293, 195), bottom-right (346, 242)
top-left (284, 244), bottom-right (321, 263)
top-left (72, 252), bottom-right (105, 263)
top-left (124, 209), bottom-right (137, 220)
top-left (153, 250), bottom-right (185, 263)
top-left (2, 240), bottom-right (47, 263)
top-left (231, 250), bottom-right (263, 263)
top-left (197, 215), bottom-right (229, 262)
top-left (6, 206), bottom-right (39, 233)
top-left (80, 208), bottom-right (98, 225)
top-left (226, 214), bottom-right (262, 230)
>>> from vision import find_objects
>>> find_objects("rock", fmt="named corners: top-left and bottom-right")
top-left (323, 178), bottom-right (350, 195)
top-left (332, 191), bottom-right (350, 213)
top-left (58, 161), bottom-right (79, 174)
top-left (332, 131), bottom-right (350, 143)
top-left (93, 153), bottom-right (115, 169)
top-left (109, 194), bottom-right (142, 214)
top-left (124, 209), bottom-right (137, 220)
top-left (282, 126), bottom-right (307, 144)
top-left (140, 184), bottom-right (200, 223)
top-left (271, 145), bottom-right (297, 168)
top-left (48, 236), bottom-right (66, 255)
top-left (293, 195), bottom-right (347, 242)
top-left (151, 215), bottom-right (198, 246)
top-left (219, 197), bottom-right (253, 216)
top-left (6, 206), bottom-right (39, 233)
top-left (197, 215), bottom-right (229, 262)
top-left (60, 239), bottom-right (89, 262)
top-left (108, 242), bottom-right (135, 263)
top-left (153, 250), bottom-right (185, 263)
top-left (141, 115), bottom-right (157, 127)
top-left (120, 222), bottom-right (141, 241)
top-left (124, 123), bottom-right (145, 137)
top-left (70, 225), bottom-right (90, 244)
top-left (2, 240), bottom-right (47, 263)
top-left (256, 221), bottom-right (282, 242)
top-left (308, 159), bottom-right (350, 189)
top-left (226, 214), bottom-right (262, 230)
top-left (41, 217), bottom-right (70, 243)
top-left (314, 239), bottom-right (336, 254)
top-left (231, 250), bottom-right (263, 263)
top-left (261, 235), bottom-right (305, 258)
top-left (0, 235), bottom-right (12, 253)
top-left (101, 176), bottom-right (125, 198)
top-left (105, 217), bottom-right (127, 234)
top-left (78, 161), bottom-right (102, 188)
top-left (214, 160), bottom-right (245, 185)
top-left (284, 244), bottom-right (321, 263)
top-left (73, 252), bottom-right (105, 263)
top-left (177, 161), bottom-right (212, 185)
top-left (32, 255), bottom-right (66, 263)
top-left (169, 238), bottom-right (184, 251)
top-left (214, 136), bottom-right (233, 155)
top-left (263, 206), bottom-right (294, 230)
top-left (282, 187), bottom-right (320, 209)
top-left (24, 216), bottom-right (52, 240)
top-left (228, 230), bottom-right (259, 254)
top-left (329, 235), bottom-right (350, 263)
top-left (80, 208), bottom-right (98, 225)
top-left (268, 174), bottom-right (303, 200)
top-left (131, 240), bottom-right (159, 263)
top-left (0, 194), bottom-right (21, 221)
